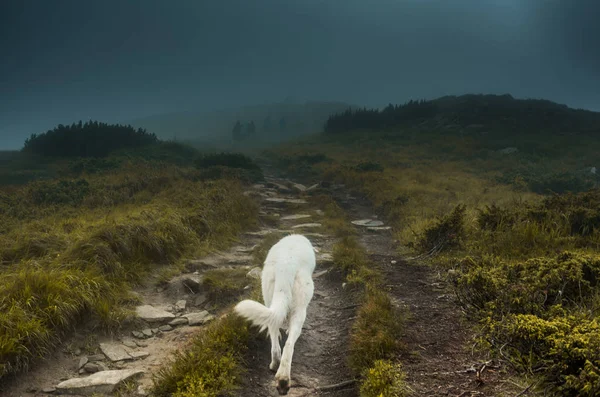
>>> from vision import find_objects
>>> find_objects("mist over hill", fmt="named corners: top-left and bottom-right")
top-left (126, 99), bottom-right (353, 147)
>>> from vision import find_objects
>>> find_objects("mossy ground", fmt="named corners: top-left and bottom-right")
top-left (0, 153), bottom-right (260, 381)
top-left (267, 126), bottom-right (600, 395)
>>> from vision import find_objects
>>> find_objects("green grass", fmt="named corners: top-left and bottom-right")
top-left (323, 196), bottom-right (406, 395)
top-left (264, 119), bottom-right (600, 395)
top-left (0, 154), bottom-right (260, 381)
top-left (152, 313), bottom-right (252, 397)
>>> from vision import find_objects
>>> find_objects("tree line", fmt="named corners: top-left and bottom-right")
top-left (22, 121), bottom-right (158, 157)
top-left (324, 100), bottom-right (437, 134)
top-left (232, 116), bottom-right (287, 141)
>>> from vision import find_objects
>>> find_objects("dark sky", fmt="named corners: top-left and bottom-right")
top-left (2, 0), bottom-right (599, 149)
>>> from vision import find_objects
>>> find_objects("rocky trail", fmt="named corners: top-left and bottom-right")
top-left (1, 165), bottom-right (519, 397)
top-left (331, 191), bottom-right (524, 397)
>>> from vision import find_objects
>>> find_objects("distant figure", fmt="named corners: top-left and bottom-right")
top-left (232, 121), bottom-right (243, 141)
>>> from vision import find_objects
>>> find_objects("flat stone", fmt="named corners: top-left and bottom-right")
top-left (159, 324), bottom-right (173, 332)
top-left (175, 299), bottom-right (187, 312)
top-left (129, 351), bottom-right (149, 360)
top-left (132, 331), bottom-right (145, 339)
top-left (265, 197), bottom-right (307, 204)
top-left (78, 357), bottom-right (88, 370)
top-left (306, 183), bottom-right (320, 192)
top-left (83, 363), bottom-right (101, 373)
top-left (87, 354), bottom-right (105, 362)
top-left (99, 343), bottom-right (132, 362)
top-left (151, 328), bottom-right (159, 334)
top-left (184, 311), bottom-right (215, 326)
top-left (55, 369), bottom-right (144, 395)
top-left (315, 209), bottom-right (324, 216)
top-left (317, 253), bottom-right (333, 264)
top-left (291, 183), bottom-right (307, 192)
top-left (121, 338), bottom-right (137, 349)
top-left (313, 270), bottom-right (329, 279)
top-left (281, 214), bottom-right (311, 221)
top-left (134, 340), bottom-right (148, 347)
top-left (292, 223), bottom-right (322, 229)
top-left (42, 387), bottom-right (56, 394)
top-left (351, 219), bottom-right (385, 227)
top-left (181, 275), bottom-right (204, 293)
top-left (234, 245), bottom-right (257, 253)
top-left (247, 267), bottom-right (262, 279)
top-left (135, 305), bottom-right (176, 323)
top-left (185, 258), bottom-right (220, 272)
top-left (169, 317), bottom-right (189, 326)
top-left (367, 226), bottom-right (392, 231)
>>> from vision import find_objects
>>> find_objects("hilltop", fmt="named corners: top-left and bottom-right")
top-left (324, 94), bottom-right (600, 136)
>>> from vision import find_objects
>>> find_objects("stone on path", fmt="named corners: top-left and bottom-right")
top-left (99, 343), bottom-right (132, 362)
top-left (184, 311), bottom-right (215, 326)
top-left (367, 226), bottom-right (392, 232)
top-left (351, 219), bottom-right (385, 227)
top-left (159, 324), bottom-right (173, 332)
top-left (78, 357), bottom-right (88, 370)
top-left (129, 351), bottom-right (150, 360)
top-left (169, 317), bottom-right (189, 326)
top-left (181, 275), bottom-right (204, 293)
top-left (291, 223), bottom-right (322, 229)
top-left (135, 305), bottom-right (176, 323)
top-left (313, 270), bottom-right (329, 279)
top-left (281, 214), bottom-right (312, 221)
top-left (142, 328), bottom-right (153, 337)
top-left (247, 267), bottom-right (262, 279)
top-left (265, 197), bottom-right (307, 205)
top-left (317, 253), bottom-right (333, 265)
top-left (87, 354), bottom-right (105, 362)
top-left (121, 338), bottom-right (137, 349)
top-left (291, 183), bottom-right (307, 192)
top-left (175, 299), bottom-right (187, 312)
top-left (83, 363), bottom-right (101, 374)
top-left (55, 369), bottom-right (144, 395)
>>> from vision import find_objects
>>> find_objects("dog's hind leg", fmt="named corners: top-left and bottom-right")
top-left (268, 325), bottom-right (282, 372)
top-left (274, 307), bottom-right (306, 395)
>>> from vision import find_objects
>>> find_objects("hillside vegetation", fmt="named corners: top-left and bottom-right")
top-left (266, 94), bottom-right (600, 396)
top-left (0, 122), bottom-right (262, 380)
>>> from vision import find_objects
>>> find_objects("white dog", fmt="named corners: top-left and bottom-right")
top-left (234, 234), bottom-right (316, 395)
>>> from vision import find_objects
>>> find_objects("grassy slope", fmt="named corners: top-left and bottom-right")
top-left (0, 150), bottom-right (260, 380)
top-left (266, 102), bottom-right (600, 395)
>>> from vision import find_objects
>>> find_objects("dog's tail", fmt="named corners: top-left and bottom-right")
top-left (234, 293), bottom-right (289, 333)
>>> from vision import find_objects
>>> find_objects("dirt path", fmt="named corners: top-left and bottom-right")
top-left (236, 171), bottom-right (358, 397)
top-left (2, 165), bottom-right (521, 397)
top-left (331, 190), bottom-right (522, 397)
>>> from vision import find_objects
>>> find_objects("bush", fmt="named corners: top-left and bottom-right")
top-left (416, 204), bottom-right (467, 253)
top-left (360, 360), bottom-right (407, 397)
top-left (195, 152), bottom-right (263, 182)
top-left (28, 179), bottom-right (91, 206)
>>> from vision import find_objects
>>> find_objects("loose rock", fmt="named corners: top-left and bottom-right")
top-left (55, 369), bottom-right (144, 395)
top-left (132, 331), bottom-right (145, 339)
top-left (184, 311), bottom-right (215, 326)
top-left (83, 363), bottom-right (101, 374)
top-left (292, 223), bottom-right (322, 229)
top-left (159, 324), bottom-right (173, 332)
top-left (351, 219), bottom-right (385, 227)
top-left (169, 317), bottom-right (189, 326)
top-left (181, 275), bottom-right (204, 293)
top-left (99, 343), bottom-right (132, 362)
top-left (175, 299), bottom-right (187, 312)
top-left (246, 267), bottom-right (262, 279)
top-left (280, 214), bottom-right (311, 221)
top-left (135, 305), bottom-right (176, 323)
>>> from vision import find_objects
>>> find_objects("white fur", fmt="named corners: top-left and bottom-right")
top-left (234, 234), bottom-right (316, 395)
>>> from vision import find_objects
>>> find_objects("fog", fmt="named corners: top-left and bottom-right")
top-left (1, 0), bottom-right (599, 149)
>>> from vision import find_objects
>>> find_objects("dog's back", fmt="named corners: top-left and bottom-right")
top-left (235, 234), bottom-right (316, 331)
